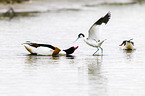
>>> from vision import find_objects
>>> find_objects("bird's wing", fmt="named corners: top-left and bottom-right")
top-left (25, 42), bottom-right (55, 50)
top-left (88, 12), bottom-right (111, 41)
top-left (38, 44), bottom-right (55, 50)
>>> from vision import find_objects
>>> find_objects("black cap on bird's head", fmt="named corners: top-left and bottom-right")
top-left (63, 46), bottom-right (78, 55)
top-left (73, 33), bottom-right (85, 43)
top-left (78, 33), bottom-right (85, 38)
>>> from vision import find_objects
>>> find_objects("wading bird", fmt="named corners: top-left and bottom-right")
top-left (23, 41), bottom-right (78, 56)
top-left (119, 39), bottom-right (135, 50)
top-left (74, 12), bottom-right (111, 55)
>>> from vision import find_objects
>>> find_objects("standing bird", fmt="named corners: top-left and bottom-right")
top-left (23, 41), bottom-right (78, 56)
top-left (74, 12), bottom-right (111, 55)
top-left (119, 39), bottom-right (135, 50)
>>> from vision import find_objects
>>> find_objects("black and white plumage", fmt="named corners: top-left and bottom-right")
top-left (74, 12), bottom-right (111, 55)
top-left (23, 41), bottom-right (78, 56)
top-left (88, 12), bottom-right (111, 41)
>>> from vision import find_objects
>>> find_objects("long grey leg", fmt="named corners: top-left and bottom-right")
top-left (99, 47), bottom-right (103, 55)
top-left (93, 48), bottom-right (99, 56)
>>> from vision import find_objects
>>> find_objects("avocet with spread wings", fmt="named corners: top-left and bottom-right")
top-left (74, 12), bottom-right (111, 55)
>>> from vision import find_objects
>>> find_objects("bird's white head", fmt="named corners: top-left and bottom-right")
top-left (73, 33), bottom-right (85, 43)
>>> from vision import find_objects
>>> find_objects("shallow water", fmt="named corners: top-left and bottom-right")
top-left (0, 1), bottom-right (145, 96)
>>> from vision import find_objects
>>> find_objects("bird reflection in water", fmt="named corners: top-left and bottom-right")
top-left (66, 54), bottom-right (75, 59)
top-left (123, 49), bottom-right (134, 53)
top-left (87, 56), bottom-right (108, 96)
top-left (123, 49), bottom-right (136, 60)
top-left (25, 54), bottom-right (60, 65)
top-left (24, 53), bottom-right (75, 65)
top-left (88, 56), bottom-right (103, 76)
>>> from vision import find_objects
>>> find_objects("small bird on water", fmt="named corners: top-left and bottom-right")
top-left (119, 39), bottom-right (135, 50)
top-left (74, 12), bottom-right (111, 55)
top-left (23, 41), bottom-right (78, 56)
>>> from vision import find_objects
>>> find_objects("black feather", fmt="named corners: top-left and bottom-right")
top-left (25, 42), bottom-right (55, 50)
top-left (94, 12), bottom-right (111, 25)
top-left (63, 47), bottom-right (75, 55)
top-left (78, 33), bottom-right (85, 38)
top-left (88, 12), bottom-right (111, 32)
top-left (38, 44), bottom-right (55, 50)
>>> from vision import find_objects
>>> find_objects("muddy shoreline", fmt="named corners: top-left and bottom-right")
top-left (0, 0), bottom-right (144, 19)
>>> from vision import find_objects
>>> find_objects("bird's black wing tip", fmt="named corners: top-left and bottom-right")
top-left (107, 11), bottom-right (111, 15)
top-left (103, 11), bottom-right (111, 24)
top-left (94, 11), bottom-right (111, 25)
top-left (105, 11), bottom-right (111, 19)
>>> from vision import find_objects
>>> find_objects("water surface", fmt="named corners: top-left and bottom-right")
top-left (0, 1), bottom-right (145, 96)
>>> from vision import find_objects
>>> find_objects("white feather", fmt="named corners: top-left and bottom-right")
top-left (24, 44), bottom-right (53, 55)
top-left (88, 25), bottom-right (101, 41)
